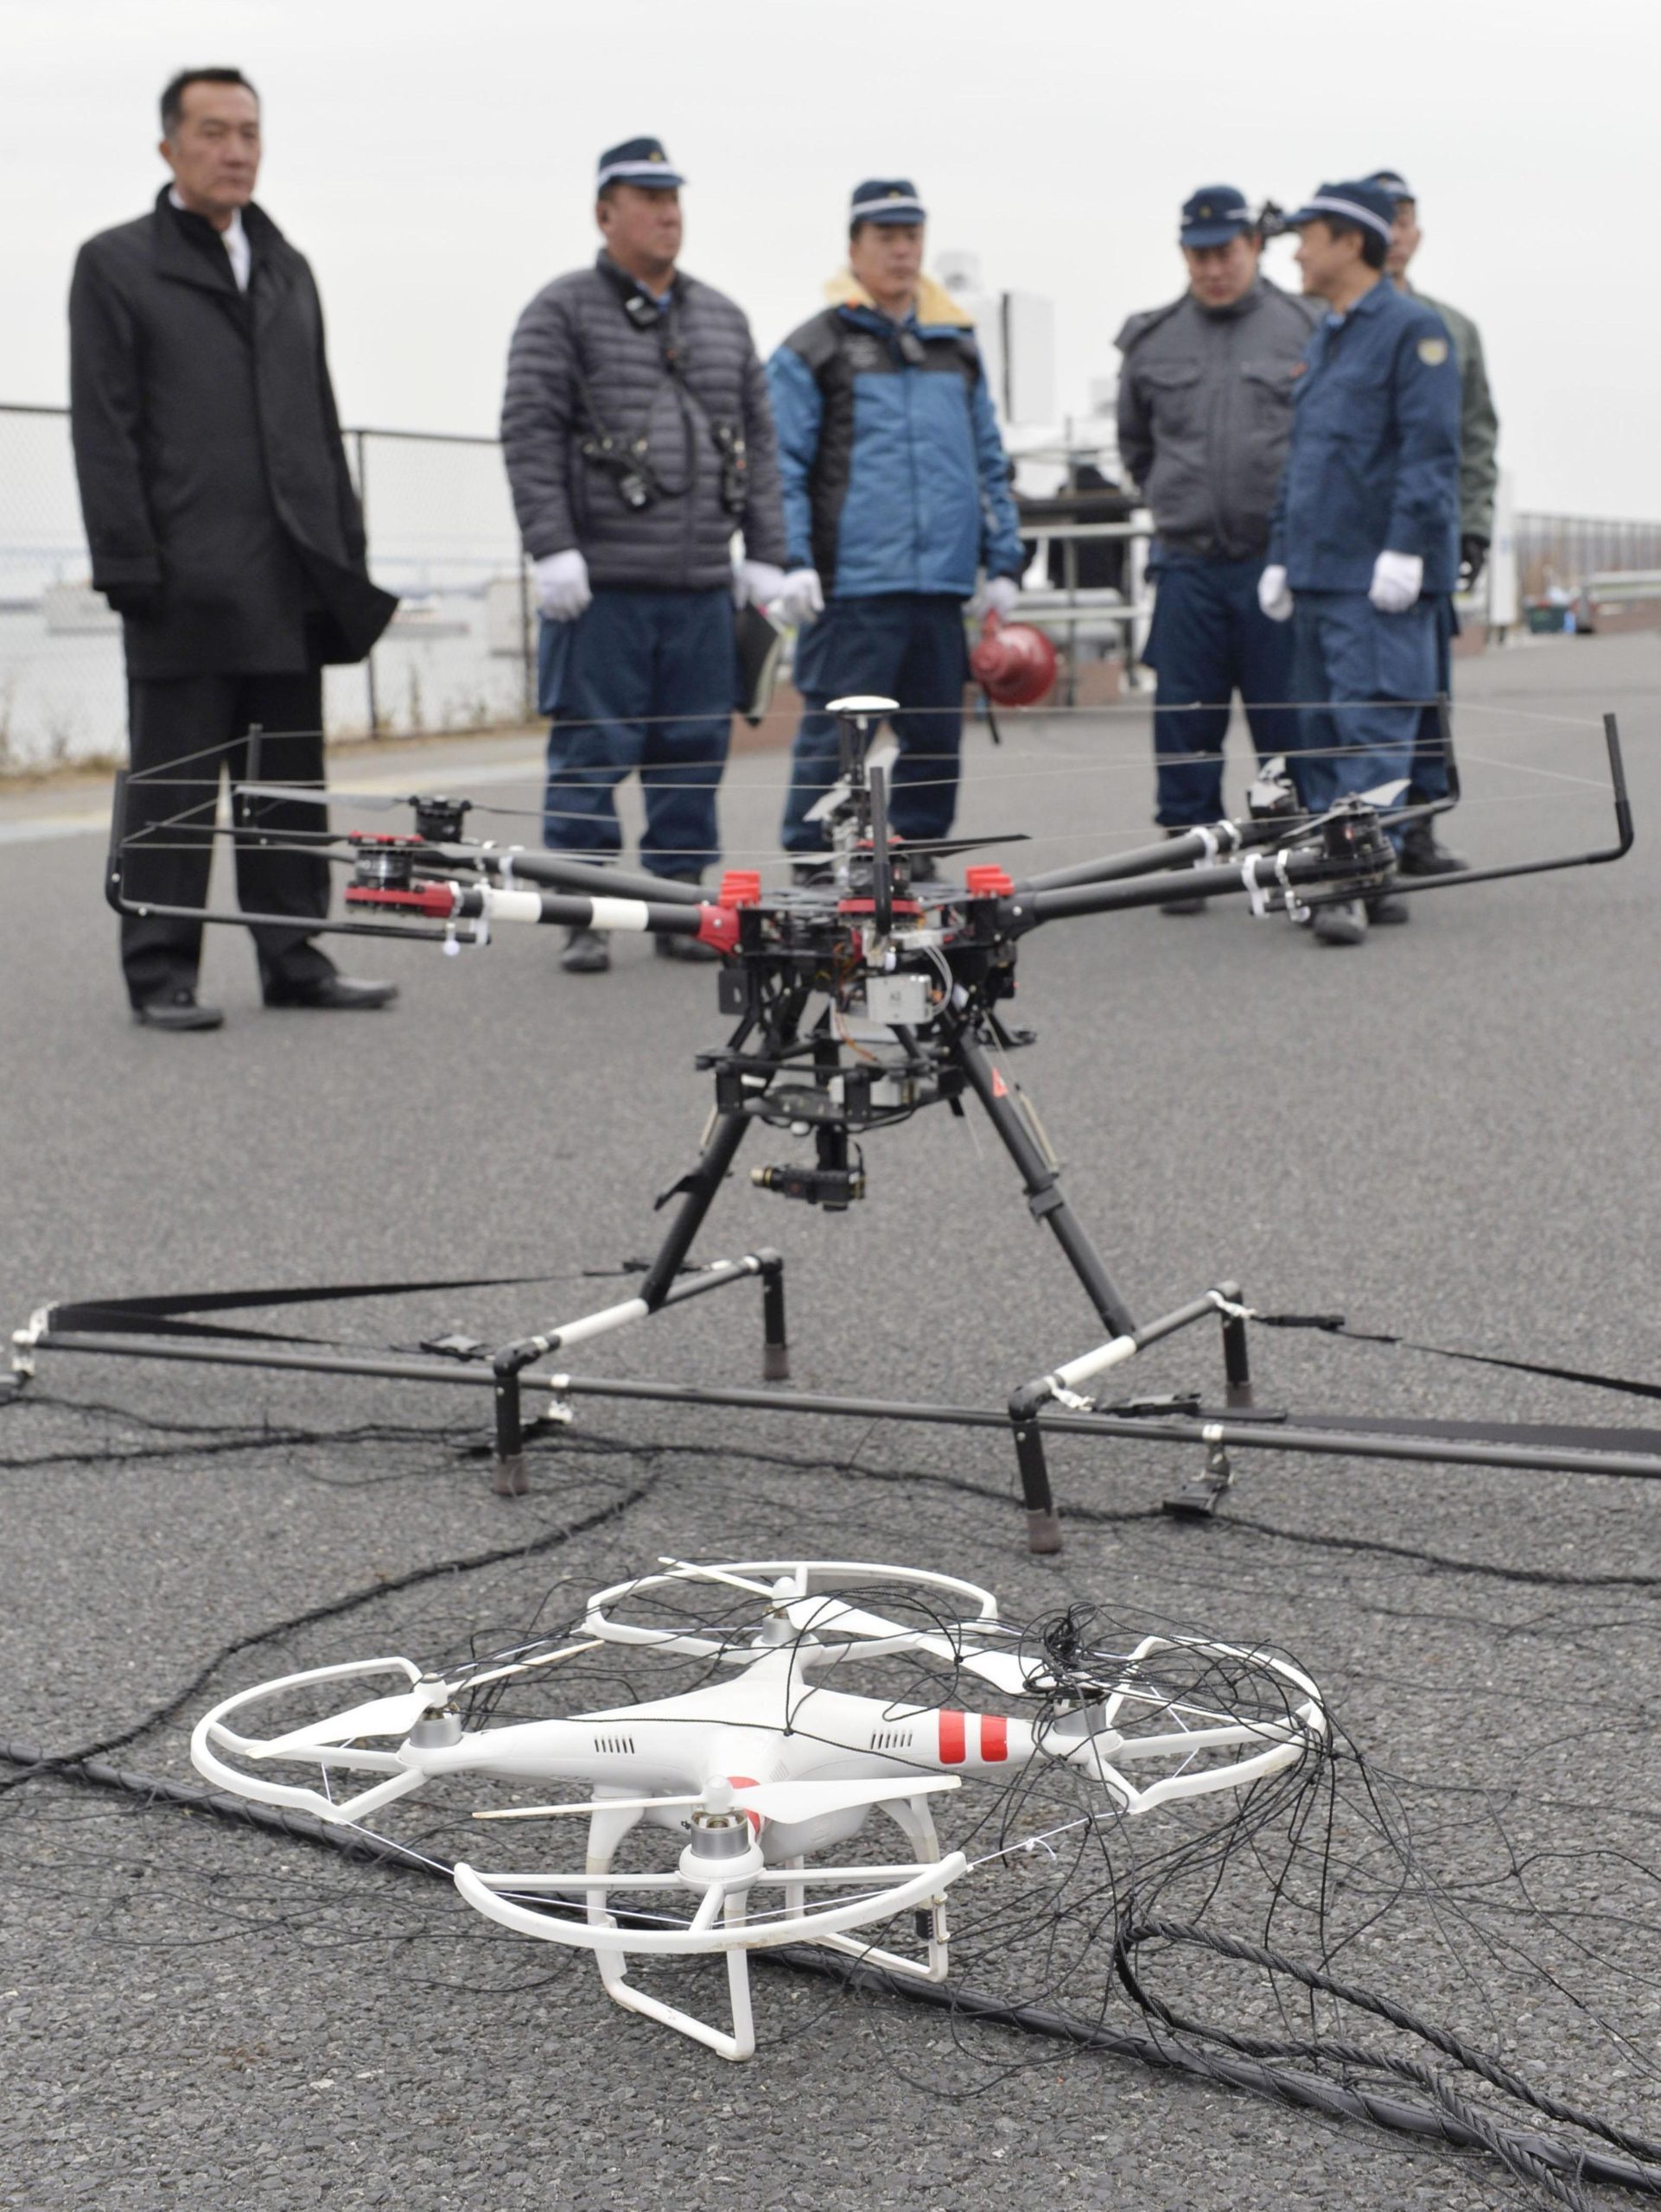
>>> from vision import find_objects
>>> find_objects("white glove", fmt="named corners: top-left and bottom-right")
top-left (534, 549), bottom-right (592, 622)
top-left (981, 574), bottom-right (1021, 621)
top-left (1369, 550), bottom-right (1423, 614)
top-left (777, 567), bottom-right (824, 626)
top-left (1257, 564), bottom-right (1294, 622)
top-left (735, 559), bottom-right (786, 610)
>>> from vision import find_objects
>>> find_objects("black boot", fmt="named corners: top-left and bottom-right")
top-left (1398, 819), bottom-right (1468, 876)
top-left (560, 927), bottom-right (610, 974)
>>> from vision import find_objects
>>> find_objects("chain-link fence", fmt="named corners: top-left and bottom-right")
top-left (0, 403), bottom-right (534, 772)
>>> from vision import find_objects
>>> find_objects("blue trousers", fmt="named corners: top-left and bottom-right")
top-left (1144, 555), bottom-right (1301, 826)
top-left (538, 586), bottom-right (736, 879)
top-left (1287, 592), bottom-right (1438, 817)
top-left (781, 593), bottom-right (969, 854)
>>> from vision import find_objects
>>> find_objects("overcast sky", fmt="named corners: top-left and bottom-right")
top-left (6, 0), bottom-right (1658, 518)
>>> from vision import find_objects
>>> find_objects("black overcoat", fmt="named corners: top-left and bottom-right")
top-left (69, 190), bottom-right (396, 679)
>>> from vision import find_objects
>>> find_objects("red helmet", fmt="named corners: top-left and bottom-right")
top-left (969, 612), bottom-right (1057, 708)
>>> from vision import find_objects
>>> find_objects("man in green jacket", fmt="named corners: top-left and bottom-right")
top-left (1368, 168), bottom-right (1499, 874)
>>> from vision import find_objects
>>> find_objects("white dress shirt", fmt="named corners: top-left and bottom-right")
top-left (168, 188), bottom-right (251, 290)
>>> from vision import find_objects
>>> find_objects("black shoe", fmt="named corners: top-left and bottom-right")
top-left (264, 975), bottom-right (398, 1010)
top-left (1397, 820), bottom-right (1468, 876)
top-left (133, 988), bottom-right (223, 1032)
top-left (559, 927), bottom-right (611, 975)
top-left (654, 930), bottom-right (720, 963)
top-left (1158, 827), bottom-right (1207, 915)
top-left (1311, 899), bottom-right (1368, 947)
top-left (1365, 892), bottom-right (1411, 925)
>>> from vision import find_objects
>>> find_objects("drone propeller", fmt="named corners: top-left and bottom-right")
top-left (1357, 778), bottom-right (1413, 810)
top-left (258, 1637), bottom-right (601, 1756)
top-left (656, 1560), bottom-right (1036, 1695)
top-left (901, 832), bottom-right (1032, 861)
top-left (473, 1772), bottom-right (961, 1824)
top-left (236, 784), bottom-right (467, 812)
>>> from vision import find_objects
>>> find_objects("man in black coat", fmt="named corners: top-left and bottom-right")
top-left (69, 67), bottom-right (399, 1029)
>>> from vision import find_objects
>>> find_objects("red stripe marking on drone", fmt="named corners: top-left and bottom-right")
top-left (939, 1711), bottom-right (967, 1764)
top-left (979, 1715), bottom-right (1009, 1762)
top-left (727, 1774), bottom-right (764, 1832)
top-left (990, 1067), bottom-right (1009, 1097)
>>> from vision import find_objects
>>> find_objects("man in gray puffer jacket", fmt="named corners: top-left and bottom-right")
top-left (502, 137), bottom-right (786, 972)
top-left (1117, 186), bottom-right (1317, 872)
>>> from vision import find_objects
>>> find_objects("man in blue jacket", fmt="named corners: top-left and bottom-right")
top-left (767, 180), bottom-right (1026, 860)
top-left (1261, 180), bottom-right (1460, 946)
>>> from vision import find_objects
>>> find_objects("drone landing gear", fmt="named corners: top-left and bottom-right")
top-left (1009, 1287), bottom-right (1261, 1548)
top-left (455, 1794), bottom-right (961, 2063)
top-left (487, 1247), bottom-right (788, 1496)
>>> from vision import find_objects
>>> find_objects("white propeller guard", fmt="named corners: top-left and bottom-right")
top-left (585, 1558), bottom-right (1001, 1659)
top-left (190, 1656), bottom-right (436, 1825)
top-left (1052, 1633), bottom-right (1328, 1811)
top-left (453, 1850), bottom-right (968, 1959)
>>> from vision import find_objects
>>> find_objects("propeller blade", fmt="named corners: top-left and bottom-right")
top-left (901, 832), bottom-right (1032, 858)
top-left (894, 1637), bottom-right (1037, 1696)
top-left (779, 1596), bottom-right (1030, 1690)
top-left (657, 1557), bottom-right (784, 1601)
top-left (265, 1636), bottom-right (605, 1755)
top-left (948, 1644), bottom-right (1037, 1695)
top-left (781, 1593), bottom-right (915, 1642)
top-left (234, 780), bottom-right (339, 807)
top-left (262, 1685), bottom-right (441, 1755)
top-left (475, 1774), bottom-right (961, 1826)
top-left (1358, 778), bottom-right (1412, 810)
top-left (735, 1774), bottom-right (959, 1824)
top-left (474, 1793), bottom-right (702, 1822)
top-left (461, 1637), bottom-right (602, 1690)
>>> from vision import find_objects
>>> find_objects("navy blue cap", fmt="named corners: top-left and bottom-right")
top-left (596, 137), bottom-right (684, 191)
top-left (1282, 180), bottom-right (1397, 242)
top-left (1365, 168), bottom-right (1414, 205)
top-left (850, 178), bottom-right (926, 228)
top-left (1181, 184), bottom-right (1251, 247)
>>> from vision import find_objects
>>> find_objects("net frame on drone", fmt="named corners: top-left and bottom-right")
top-left (9, 699), bottom-right (1651, 1551)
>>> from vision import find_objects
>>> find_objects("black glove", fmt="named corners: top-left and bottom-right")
top-left (102, 582), bottom-right (161, 620)
top-left (1458, 535), bottom-right (1488, 592)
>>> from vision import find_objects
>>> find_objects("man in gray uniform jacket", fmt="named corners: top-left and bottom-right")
top-left (1117, 186), bottom-right (1318, 895)
top-left (501, 137), bottom-right (787, 972)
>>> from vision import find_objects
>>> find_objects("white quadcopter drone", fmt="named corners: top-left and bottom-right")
top-left (192, 1559), bottom-right (1327, 2059)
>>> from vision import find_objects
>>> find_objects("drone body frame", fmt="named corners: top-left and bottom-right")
top-left (10, 702), bottom-right (1647, 1551)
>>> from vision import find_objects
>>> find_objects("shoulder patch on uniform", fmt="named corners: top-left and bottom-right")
top-left (1417, 335), bottom-right (1450, 366)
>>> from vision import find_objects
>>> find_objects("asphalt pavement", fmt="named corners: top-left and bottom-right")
top-left (2, 633), bottom-right (1658, 2211)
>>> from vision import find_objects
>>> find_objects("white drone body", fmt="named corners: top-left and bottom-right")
top-left (192, 1560), bottom-right (1327, 2059)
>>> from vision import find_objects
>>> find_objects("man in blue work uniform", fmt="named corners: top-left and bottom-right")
top-left (1368, 166), bottom-right (1502, 877)
top-left (501, 137), bottom-right (786, 973)
top-left (1260, 181), bottom-right (1460, 946)
top-left (1117, 184), bottom-right (1318, 912)
top-left (767, 179), bottom-right (1026, 862)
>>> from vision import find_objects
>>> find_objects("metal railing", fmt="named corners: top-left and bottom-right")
top-left (1515, 512), bottom-right (1661, 599)
top-left (9, 390), bottom-right (1661, 769)
top-left (0, 403), bottom-right (535, 771)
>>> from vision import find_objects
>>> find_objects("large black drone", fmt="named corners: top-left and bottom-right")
top-left (10, 696), bottom-right (1650, 1548)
